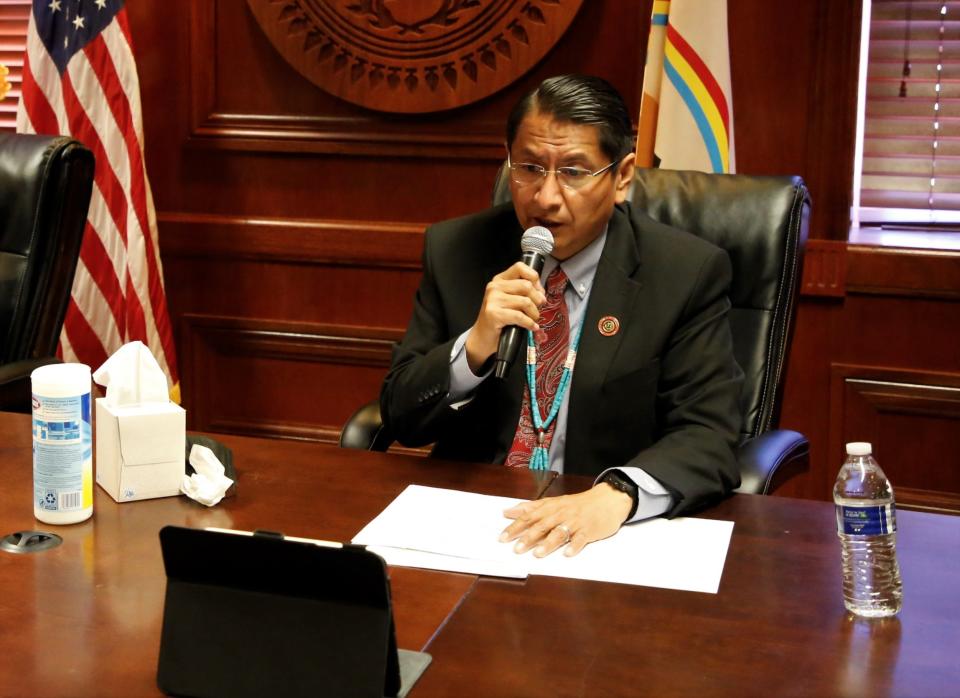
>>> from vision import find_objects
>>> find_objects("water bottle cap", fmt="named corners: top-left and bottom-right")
top-left (845, 441), bottom-right (872, 456)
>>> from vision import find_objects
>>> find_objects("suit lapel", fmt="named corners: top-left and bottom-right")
top-left (565, 205), bottom-right (645, 475)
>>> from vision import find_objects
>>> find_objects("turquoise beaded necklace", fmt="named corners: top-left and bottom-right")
top-left (524, 321), bottom-right (584, 471)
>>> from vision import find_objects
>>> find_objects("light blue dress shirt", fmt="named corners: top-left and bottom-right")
top-left (446, 227), bottom-right (672, 523)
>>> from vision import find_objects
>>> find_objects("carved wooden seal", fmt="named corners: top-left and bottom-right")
top-left (246, 0), bottom-right (585, 113)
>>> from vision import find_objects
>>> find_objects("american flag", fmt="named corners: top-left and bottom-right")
top-left (16, 0), bottom-right (179, 400)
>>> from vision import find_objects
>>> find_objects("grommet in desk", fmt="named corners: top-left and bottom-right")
top-left (0, 530), bottom-right (63, 554)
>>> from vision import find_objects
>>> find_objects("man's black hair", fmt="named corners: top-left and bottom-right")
top-left (505, 74), bottom-right (634, 162)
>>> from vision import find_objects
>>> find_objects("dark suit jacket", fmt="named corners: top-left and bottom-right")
top-left (381, 201), bottom-right (743, 516)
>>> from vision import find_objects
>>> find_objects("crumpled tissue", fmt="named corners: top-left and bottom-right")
top-left (181, 444), bottom-right (234, 507)
top-left (93, 340), bottom-right (169, 406)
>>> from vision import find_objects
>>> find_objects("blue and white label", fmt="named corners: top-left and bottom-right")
top-left (32, 392), bottom-right (92, 512)
top-left (836, 504), bottom-right (897, 536)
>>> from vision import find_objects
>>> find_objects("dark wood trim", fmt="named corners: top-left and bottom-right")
top-left (204, 417), bottom-right (431, 457)
top-left (187, 113), bottom-right (511, 160)
top-left (206, 418), bottom-right (344, 444)
top-left (842, 377), bottom-right (960, 414)
top-left (180, 314), bottom-right (404, 364)
top-left (801, 239), bottom-right (847, 297)
top-left (799, 241), bottom-right (960, 300)
top-left (158, 211), bottom-right (425, 269)
top-left (188, 0), bottom-right (215, 136)
top-left (896, 487), bottom-right (960, 516)
top-left (847, 245), bottom-right (960, 299)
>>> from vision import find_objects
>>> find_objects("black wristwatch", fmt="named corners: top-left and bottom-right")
top-left (600, 470), bottom-right (639, 521)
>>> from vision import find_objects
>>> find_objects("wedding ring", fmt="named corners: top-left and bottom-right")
top-left (555, 523), bottom-right (572, 544)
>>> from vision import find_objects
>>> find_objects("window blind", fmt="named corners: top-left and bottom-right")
top-left (860, 0), bottom-right (960, 222)
top-left (0, 1), bottom-right (30, 133)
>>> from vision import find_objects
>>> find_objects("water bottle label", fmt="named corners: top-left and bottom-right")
top-left (836, 504), bottom-right (896, 536)
top-left (32, 392), bottom-right (92, 512)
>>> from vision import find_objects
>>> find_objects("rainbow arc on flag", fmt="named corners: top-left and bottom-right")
top-left (637, 0), bottom-right (735, 174)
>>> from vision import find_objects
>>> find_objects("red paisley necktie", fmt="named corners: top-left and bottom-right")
top-left (504, 266), bottom-right (569, 468)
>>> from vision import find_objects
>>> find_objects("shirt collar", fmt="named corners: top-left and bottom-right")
top-left (541, 224), bottom-right (608, 300)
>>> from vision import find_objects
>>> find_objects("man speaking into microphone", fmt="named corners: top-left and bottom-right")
top-left (381, 75), bottom-right (743, 558)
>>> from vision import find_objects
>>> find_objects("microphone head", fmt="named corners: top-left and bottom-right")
top-left (520, 226), bottom-right (554, 257)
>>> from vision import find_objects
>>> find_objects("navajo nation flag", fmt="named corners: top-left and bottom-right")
top-left (16, 0), bottom-right (180, 400)
top-left (636, 0), bottom-right (735, 173)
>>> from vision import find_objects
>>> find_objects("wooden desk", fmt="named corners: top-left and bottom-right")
top-left (1, 411), bottom-right (958, 697)
top-left (419, 476), bottom-right (960, 697)
top-left (0, 412), bottom-right (549, 696)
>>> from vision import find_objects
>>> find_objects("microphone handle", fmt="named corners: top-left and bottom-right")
top-left (494, 250), bottom-right (546, 380)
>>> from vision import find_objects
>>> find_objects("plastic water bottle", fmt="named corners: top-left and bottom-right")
top-left (833, 442), bottom-right (902, 617)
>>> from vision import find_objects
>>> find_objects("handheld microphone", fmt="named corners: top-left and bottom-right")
top-left (494, 226), bottom-right (554, 380)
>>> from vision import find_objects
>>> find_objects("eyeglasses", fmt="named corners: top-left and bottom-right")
top-left (507, 155), bottom-right (619, 191)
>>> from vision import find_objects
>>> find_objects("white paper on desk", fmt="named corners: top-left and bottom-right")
top-left (353, 485), bottom-right (524, 561)
top-left (353, 485), bottom-right (735, 593)
top-left (365, 545), bottom-right (527, 579)
top-left (524, 516), bottom-right (734, 593)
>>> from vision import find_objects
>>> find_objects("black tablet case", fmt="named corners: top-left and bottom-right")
top-left (157, 526), bottom-right (425, 697)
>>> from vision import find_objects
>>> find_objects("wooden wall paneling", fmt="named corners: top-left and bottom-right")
top-left (158, 215), bottom-right (424, 330)
top-left (158, 213), bottom-right (424, 433)
top-left (727, 1), bottom-right (862, 240)
top-left (828, 364), bottom-right (960, 514)
top-left (180, 314), bottom-right (402, 442)
top-left (779, 245), bottom-right (960, 504)
top-left (801, 0), bottom-right (863, 240)
top-left (727, 1), bottom-right (820, 178)
top-left (163, 260), bottom-right (423, 432)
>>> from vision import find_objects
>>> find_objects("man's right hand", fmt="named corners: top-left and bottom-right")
top-left (464, 262), bottom-right (546, 373)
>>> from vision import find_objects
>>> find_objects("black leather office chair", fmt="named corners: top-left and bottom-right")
top-left (0, 134), bottom-right (95, 413)
top-left (341, 166), bottom-right (810, 495)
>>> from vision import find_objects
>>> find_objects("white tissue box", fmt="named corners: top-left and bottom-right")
top-left (95, 397), bottom-right (186, 503)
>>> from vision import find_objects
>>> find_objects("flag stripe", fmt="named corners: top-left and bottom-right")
top-left (103, 20), bottom-right (143, 147)
top-left (666, 24), bottom-right (730, 138)
top-left (21, 21), bottom-right (66, 134)
top-left (663, 56), bottom-right (725, 173)
top-left (17, 0), bottom-right (180, 397)
top-left (71, 258), bottom-right (122, 349)
top-left (18, 53), bottom-right (55, 133)
top-left (77, 219), bottom-right (126, 334)
top-left (651, 0), bottom-right (670, 26)
top-left (62, 296), bottom-right (109, 371)
top-left (86, 183), bottom-right (130, 320)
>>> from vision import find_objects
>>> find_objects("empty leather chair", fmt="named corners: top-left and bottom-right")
top-left (0, 134), bottom-right (95, 412)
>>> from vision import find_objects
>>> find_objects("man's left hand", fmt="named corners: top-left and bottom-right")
top-left (500, 483), bottom-right (633, 557)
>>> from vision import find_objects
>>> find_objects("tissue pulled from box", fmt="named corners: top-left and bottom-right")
top-left (182, 445), bottom-right (234, 507)
top-left (93, 340), bottom-right (169, 407)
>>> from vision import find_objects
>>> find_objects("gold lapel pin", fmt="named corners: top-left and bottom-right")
top-left (598, 316), bottom-right (620, 337)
